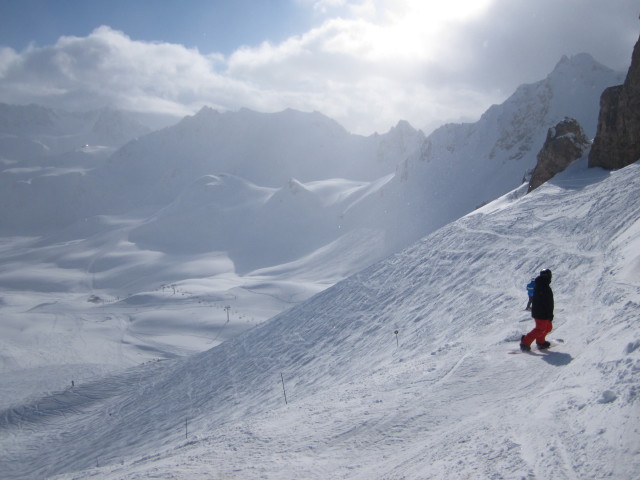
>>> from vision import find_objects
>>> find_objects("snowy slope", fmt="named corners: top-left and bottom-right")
top-left (0, 54), bottom-right (628, 400)
top-left (1, 160), bottom-right (638, 479)
top-left (0, 104), bottom-right (422, 376)
top-left (0, 104), bottom-right (424, 378)
top-left (0, 173), bottom-right (394, 409)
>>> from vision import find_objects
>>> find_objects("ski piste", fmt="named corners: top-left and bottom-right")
top-left (508, 338), bottom-right (566, 354)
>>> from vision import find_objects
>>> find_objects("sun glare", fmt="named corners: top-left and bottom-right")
top-left (350, 0), bottom-right (494, 61)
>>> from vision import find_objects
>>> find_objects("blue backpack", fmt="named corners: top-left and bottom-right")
top-left (526, 279), bottom-right (535, 297)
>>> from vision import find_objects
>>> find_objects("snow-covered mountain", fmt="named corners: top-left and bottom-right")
top-left (86, 107), bottom-right (424, 216)
top-left (340, 54), bottom-right (625, 253)
top-left (1, 54), bottom-right (622, 243)
top-left (0, 103), bottom-right (161, 155)
top-left (0, 53), bottom-right (626, 368)
top-left (2, 159), bottom-right (638, 479)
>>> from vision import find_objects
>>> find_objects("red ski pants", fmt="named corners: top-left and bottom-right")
top-left (522, 319), bottom-right (553, 346)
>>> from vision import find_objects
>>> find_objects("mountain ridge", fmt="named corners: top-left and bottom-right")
top-left (342, 53), bottom-right (624, 254)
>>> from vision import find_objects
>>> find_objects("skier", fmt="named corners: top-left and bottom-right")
top-left (525, 277), bottom-right (535, 310)
top-left (520, 269), bottom-right (554, 351)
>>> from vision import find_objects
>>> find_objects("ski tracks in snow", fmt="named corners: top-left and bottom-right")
top-left (70, 346), bottom-right (568, 479)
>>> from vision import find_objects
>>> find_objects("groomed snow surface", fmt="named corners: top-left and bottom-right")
top-left (0, 160), bottom-right (638, 479)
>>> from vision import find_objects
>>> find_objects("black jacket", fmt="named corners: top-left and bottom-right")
top-left (531, 275), bottom-right (554, 321)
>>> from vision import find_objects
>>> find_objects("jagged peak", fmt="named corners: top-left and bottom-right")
top-left (192, 105), bottom-right (220, 118)
top-left (389, 119), bottom-right (418, 134)
top-left (173, 106), bottom-right (221, 130)
top-left (182, 106), bottom-right (348, 134)
top-left (549, 52), bottom-right (613, 78)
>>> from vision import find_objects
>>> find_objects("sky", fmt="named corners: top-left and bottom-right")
top-left (0, 0), bottom-right (638, 135)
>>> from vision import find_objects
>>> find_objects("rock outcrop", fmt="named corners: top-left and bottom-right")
top-left (588, 33), bottom-right (640, 169)
top-left (528, 117), bottom-right (590, 192)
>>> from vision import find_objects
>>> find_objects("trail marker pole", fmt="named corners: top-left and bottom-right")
top-left (281, 373), bottom-right (288, 405)
top-left (185, 417), bottom-right (188, 439)
top-left (394, 330), bottom-right (399, 348)
top-left (224, 305), bottom-right (231, 323)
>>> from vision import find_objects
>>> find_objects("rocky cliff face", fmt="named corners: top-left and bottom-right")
top-left (528, 117), bottom-right (590, 192)
top-left (588, 33), bottom-right (640, 169)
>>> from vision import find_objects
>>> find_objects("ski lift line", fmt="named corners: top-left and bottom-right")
top-left (281, 373), bottom-right (288, 405)
top-left (210, 306), bottom-right (232, 344)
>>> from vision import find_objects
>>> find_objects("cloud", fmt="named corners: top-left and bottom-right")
top-left (438, 0), bottom-right (640, 91)
top-left (0, 0), bottom-right (637, 135)
top-left (0, 26), bottom-right (234, 116)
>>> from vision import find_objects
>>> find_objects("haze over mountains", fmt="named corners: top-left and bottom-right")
top-left (0, 53), bottom-right (626, 367)
top-left (1, 54), bottom-right (622, 242)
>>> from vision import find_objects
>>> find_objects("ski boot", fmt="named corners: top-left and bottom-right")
top-left (536, 341), bottom-right (551, 350)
